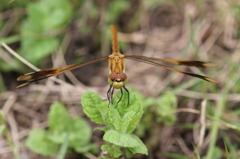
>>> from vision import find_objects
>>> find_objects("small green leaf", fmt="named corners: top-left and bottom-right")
top-left (103, 130), bottom-right (140, 147)
top-left (26, 130), bottom-right (58, 156)
top-left (49, 102), bottom-right (70, 132)
top-left (68, 118), bottom-right (92, 148)
top-left (105, 108), bottom-right (122, 131)
top-left (94, 127), bottom-right (108, 132)
top-left (126, 140), bottom-right (148, 157)
top-left (48, 132), bottom-right (66, 146)
top-left (120, 111), bottom-right (135, 132)
top-left (113, 90), bottom-right (143, 133)
top-left (112, 89), bottom-right (130, 111)
top-left (48, 102), bottom-right (92, 150)
top-left (101, 144), bottom-right (122, 158)
top-left (82, 92), bottom-right (108, 124)
top-left (19, 0), bottom-right (73, 65)
top-left (114, 89), bottom-right (142, 117)
top-left (74, 143), bottom-right (98, 153)
top-left (124, 105), bottom-right (143, 133)
top-left (26, 0), bottom-right (72, 32)
top-left (156, 92), bottom-right (177, 125)
top-left (48, 118), bottom-right (92, 147)
top-left (20, 37), bottom-right (59, 64)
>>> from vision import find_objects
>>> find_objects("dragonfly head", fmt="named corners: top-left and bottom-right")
top-left (108, 73), bottom-right (127, 89)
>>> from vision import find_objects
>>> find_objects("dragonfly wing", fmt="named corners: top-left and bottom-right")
top-left (125, 55), bottom-right (219, 84)
top-left (17, 56), bottom-right (109, 88)
top-left (125, 55), bottom-right (217, 67)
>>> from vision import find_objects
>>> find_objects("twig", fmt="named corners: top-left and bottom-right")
top-left (2, 93), bottom-right (16, 115)
top-left (7, 113), bottom-right (19, 149)
top-left (197, 99), bottom-right (207, 151)
top-left (84, 152), bottom-right (98, 159)
top-left (0, 42), bottom-right (82, 90)
top-left (176, 136), bottom-right (193, 157)
top-left (175, 108), bottom-right (200, 114)
top-left (1, 42), bottom-right (40, 71)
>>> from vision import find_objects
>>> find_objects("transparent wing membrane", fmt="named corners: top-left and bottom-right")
top-left (17, 57), bottom-right (108, 88)
top-left (125, 55), bottom-right (217, 67)
top-left (125, 55), bottom-right (219, 84)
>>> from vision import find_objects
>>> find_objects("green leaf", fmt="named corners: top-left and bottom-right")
top-left (20, 37), bottom-right (59, 64)
top-left (105, 108), bottom-right (122, 131)
top-left (113, 90), bottom-right (143, 133)
top-left (82, 92), bottom-right (108, 124)
top-left (103, 130), bottom-right (141, 147)
top-left (101, 144), bottom-right (122, 158)
top-left (49, 102), bottom-right (70, 132)
top-left (68, 118), bottom-right (92, 148)
top-left (106, 0), bottom-right (130, 24)
top-left (128, 137), bottom-right (148, 155)
top-left (124, 111), bottom-right (143, 133)
top-left (19, 0), bottom-right (73, 64)
top-left (124, 105), bottom-right (143, 133)
top-left (94, 126), bottom-right (108, 132)
top-left (126, 138), bottom-right (148, 157)
top-left (48, 117), bottom-right (92, 148)
top-left (26, 129), bottom-right (58, 156)
top-left (75, 143), bottom-right (98, 153)
top-left (111, 89), bottom-right (130, 111)
top-left (48, 132), bottom-right (67, 145)
top-left (156, 92), bottom-right (177, 125)
top-left (48, 102), bottom-right (92, 151)
top-left (26, 0), bottom-right (72, 32)
top-left (114, 89), bottom-right (142, 116)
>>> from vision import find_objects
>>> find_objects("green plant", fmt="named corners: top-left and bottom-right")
top-left (0, 0), bottom-right (73, 73)
top-left (81, 90), bottom-right (148, 158)
top-left (25, 102), bottom-right (96, 157)
top-left (125, 91), bottom-right (179, 158)
top-left (19, 0), bottom-right (73, 65)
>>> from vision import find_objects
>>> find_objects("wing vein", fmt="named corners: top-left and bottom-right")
top-left (125, 56), bottom-right (219, 84)
top-left (17, 56), bottom-right (109, 87)
top-left (125, 55), bottom-right (217, 67)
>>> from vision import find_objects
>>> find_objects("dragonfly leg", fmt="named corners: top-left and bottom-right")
top-left (123, 86), bottom-right (130, 106)
top-left (116, 88), bottom-right (123, 107)
top-left (111, 88), bottom-right (115, 104)
top-left (107, 84), bottom-right (113, 105)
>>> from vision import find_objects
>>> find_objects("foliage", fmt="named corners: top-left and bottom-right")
top-left (26, 102), bottom-right (95, 156)
top-left (134, 91), bottom-right (177, 138)
top-left (81, 91), bottom-right (148, 158)
top-left (0, 0), bottom-right (73, 73)
top-left (19, 0), bottom-right (73, 65)
top-left (105, 0), bottom-right (130, 24)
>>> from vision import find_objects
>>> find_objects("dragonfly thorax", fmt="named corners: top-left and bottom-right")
top-left (108, 73), bottom-right (127, 89)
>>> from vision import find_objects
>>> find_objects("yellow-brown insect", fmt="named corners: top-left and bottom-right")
top-left (17, 25), bottom-right (219, 105)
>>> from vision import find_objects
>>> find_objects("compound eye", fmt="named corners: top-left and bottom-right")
top-left (109, 73), bottom-right (118, 81)
top-left (119, 73), bottom-right (127, 81)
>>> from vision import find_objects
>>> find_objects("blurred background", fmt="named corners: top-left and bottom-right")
top-left (0, 0), bottom-right (240, 158)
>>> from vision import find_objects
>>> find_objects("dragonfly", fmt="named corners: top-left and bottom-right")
top-left (17, 25), bottom-right (219, 105)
